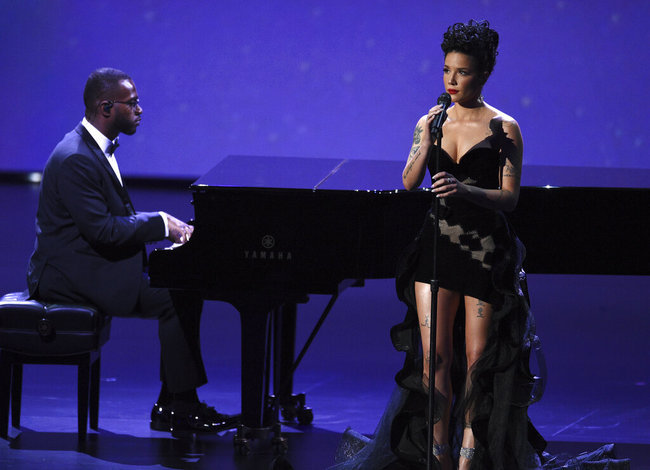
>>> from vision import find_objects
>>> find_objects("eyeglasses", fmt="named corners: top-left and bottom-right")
top-left (111, 98), bottom-right (140, 109)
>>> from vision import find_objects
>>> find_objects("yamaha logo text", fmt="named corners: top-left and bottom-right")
top-left (244, 235), bottom-right (293, 261)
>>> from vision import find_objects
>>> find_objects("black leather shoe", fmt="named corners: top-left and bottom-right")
top-left (150, 402), bottom-right (238, 434)
top-left (150, 402), bottom-right (173, 431)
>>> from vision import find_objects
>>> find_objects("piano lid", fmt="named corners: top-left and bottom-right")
top-left (520, 164), bottom-right (650, 189)
top-left (194, 155), bottom-right (650, 191)
top-left (192, 155), bottom-right (405, 191)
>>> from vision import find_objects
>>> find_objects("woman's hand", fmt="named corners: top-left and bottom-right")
top-left (432, 171), bottom-right (467, 198)
top-left (425, 104), bottom-right (446, 143)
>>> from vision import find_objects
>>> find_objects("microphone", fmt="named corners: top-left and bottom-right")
top-left (430, 92), bottom-right (452, 135)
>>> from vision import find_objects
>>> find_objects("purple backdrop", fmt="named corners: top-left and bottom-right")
top-left (1, 1), bottom-right (649, 179)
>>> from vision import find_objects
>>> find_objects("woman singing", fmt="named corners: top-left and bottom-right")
top-left (399, 20), bottom-right (542, 469)
top-left (331, 19), bottom-right (628, 470)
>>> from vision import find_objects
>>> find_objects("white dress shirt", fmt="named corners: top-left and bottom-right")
top-left (80, 118), bottom-right (168, 236)
top-left (82, 117), bottom-right (123, 185)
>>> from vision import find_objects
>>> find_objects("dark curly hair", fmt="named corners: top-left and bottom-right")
top-left (441, 20), bottom-right (499, 79)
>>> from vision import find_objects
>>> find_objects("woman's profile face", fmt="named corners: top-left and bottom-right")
top-left (443, 51), bottom-right (485, 104)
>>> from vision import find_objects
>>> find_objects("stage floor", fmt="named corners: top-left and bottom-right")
top-left (1, 362), bottom-right (649, 469)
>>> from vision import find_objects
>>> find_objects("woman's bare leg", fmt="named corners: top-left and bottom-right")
top-left (459, 296), bottom-right (493, 469)
top-left (415, 281), bottom-right (460, 470)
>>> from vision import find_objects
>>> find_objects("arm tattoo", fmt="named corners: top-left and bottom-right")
top-left (503, 163), bottom-right (519, 178)
top-left (403, 125), bottom-right (425, 180)
top-left (413, 125), bottom-right (423, 145)
top-left (421, 313), bottom-right (430, 328)
top-left (404, 146), bottom-right (421, 179)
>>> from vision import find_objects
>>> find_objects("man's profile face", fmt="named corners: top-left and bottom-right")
top-left (111, 79), bottom-right (142, 136)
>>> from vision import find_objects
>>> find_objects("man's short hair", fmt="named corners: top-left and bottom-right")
top-left (83, 67), bottom-right (131, 117)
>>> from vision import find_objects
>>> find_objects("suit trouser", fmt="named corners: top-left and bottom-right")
top-left (34, 269), bottom-right (207, 394)
top-left (134, 278), bottom-right (207, 393)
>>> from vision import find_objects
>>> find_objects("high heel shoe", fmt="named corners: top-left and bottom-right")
top-left (460, 446), bottom-right (475, 460)
top-left (432, 443), bottom-right (449, 457)
top-left (433, 443), bottom-right (453, 470)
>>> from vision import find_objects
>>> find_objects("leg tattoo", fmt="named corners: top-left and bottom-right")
top-left (476, 300), bottom-right (486, 318)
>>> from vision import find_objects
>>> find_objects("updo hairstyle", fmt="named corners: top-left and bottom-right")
top-left (441, 20), bottom-right (499, 79)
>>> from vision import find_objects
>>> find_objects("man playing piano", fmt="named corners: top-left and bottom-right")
top-left (26, 67), bottom-right (231, 434)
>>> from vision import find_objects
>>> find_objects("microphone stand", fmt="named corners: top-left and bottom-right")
top-left (426, 124), bottom-right (443, 470)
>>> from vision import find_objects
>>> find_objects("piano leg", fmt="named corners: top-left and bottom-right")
top-left (273, 303), bottom-right (313, 425)
top-left (232, 299), bottom-right (288, 456)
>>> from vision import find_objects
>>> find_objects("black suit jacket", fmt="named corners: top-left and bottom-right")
top-left (27, 123), bottom-right (165, 316)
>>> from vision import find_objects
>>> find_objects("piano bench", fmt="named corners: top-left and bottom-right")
top-left (0, 291), bottom-right (111, 440)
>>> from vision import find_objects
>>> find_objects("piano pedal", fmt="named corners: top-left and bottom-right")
top-left (280, 393), bottom-right (314, 425)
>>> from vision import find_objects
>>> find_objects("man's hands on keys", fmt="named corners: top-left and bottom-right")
top-left (164, 213), bottom-right (194, 244)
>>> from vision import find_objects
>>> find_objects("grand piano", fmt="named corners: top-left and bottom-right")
top-left (148, 155), bottom-right (649, 452)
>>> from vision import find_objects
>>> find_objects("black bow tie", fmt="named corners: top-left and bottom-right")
top-left (106, 139), bottom-right (120, 155)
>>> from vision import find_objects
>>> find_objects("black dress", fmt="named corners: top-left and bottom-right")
top-left (394, 142), bottom-right (548, 469)
top-left (330, 143), bottom-right (630, 469)
top-left (414, 142), bottom-right (507, 304)
top-left (332, 141), bottom-right (548, 469)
